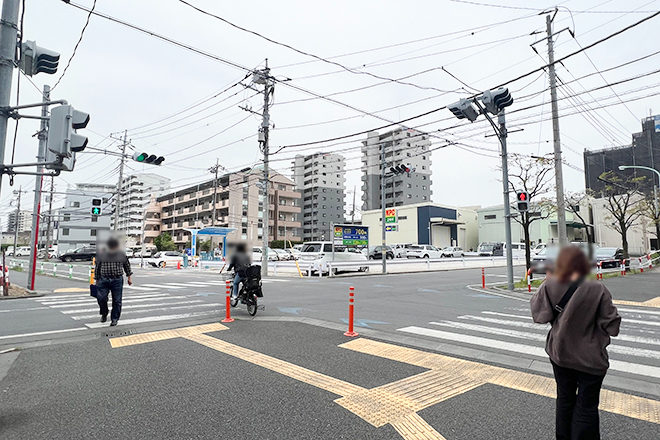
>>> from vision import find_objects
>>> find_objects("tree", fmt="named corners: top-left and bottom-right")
top-left (565, 190), bottom-right (595, 259)
top-left (599, 171), bottom-right (646, 259)
top-left (153, 232), bottom-right (177, 251)
top-left (199, 238), bottom-right (212, 253)
top-left (506, 154), bottom-right (556, 271)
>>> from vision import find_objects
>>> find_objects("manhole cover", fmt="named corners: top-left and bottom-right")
top-left (103, 329), bottom-right (134, 338)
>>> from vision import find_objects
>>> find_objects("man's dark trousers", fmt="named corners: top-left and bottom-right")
top-left (552, 361), bottom-right (605, 440)
top-left (97, 277), bottom-right (124, 321)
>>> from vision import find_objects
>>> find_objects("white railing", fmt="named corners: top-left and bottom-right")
top-left (8, 258), bottom-right (92, 282)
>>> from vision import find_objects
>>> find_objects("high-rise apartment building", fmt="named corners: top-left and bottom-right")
top-left (361, 128), bottom-right (433, 211)
top-left (157, 169), bottom-right (301, 250)
top-left (6, 210), bottom-right (31, 234)
top-left (292, 153), bottom-right (346, 241)
top-left (116, 173), bottom-right (170, 245)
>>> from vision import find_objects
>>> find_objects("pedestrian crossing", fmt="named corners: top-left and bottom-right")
top-left (398, 306), bottom-right (660, 380)
top-left (33, 280), bottom-right (240, 329)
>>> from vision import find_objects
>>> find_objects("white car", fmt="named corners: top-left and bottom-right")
top-left (532, 243), bottom-right (546, 255)
top-left (148, 251), bottom-right (184, 268)
top-left (252, 246), bottom-right (278, 262)
top-left (406, 245), bottom-right (442, 259)
top-left (11, 246), bottom-right (32, 257)
top-left (298, 242), bottom-right (368, 274)
top-left (125, 248), bottom-right (134, 258)
top-left (391, 243), bottom-right (411, 258)
top-left (440, 246), bottom-right (464, 258)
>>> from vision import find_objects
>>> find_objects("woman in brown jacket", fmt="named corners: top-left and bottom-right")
top-left (530, 246), bottom-right (621, 440)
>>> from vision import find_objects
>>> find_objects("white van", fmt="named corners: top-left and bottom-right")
top-left (298, 242), bottom-right (368, 274)
top-left (504, 242), bottom-right (526, 257)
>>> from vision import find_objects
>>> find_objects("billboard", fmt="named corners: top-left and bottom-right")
top-left (333, 225), bottom-right (369, 246)
top-left (385, 208), bottom-right (397, 224)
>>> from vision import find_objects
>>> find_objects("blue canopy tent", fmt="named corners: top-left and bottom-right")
top-left (183, 227), bottom-right (236, 259)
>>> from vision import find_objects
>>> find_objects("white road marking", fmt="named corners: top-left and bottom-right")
top-left (398, 326), bottom-right (660, 379)
top-left (459, 315), bottom-right (549, 331)
top-left (125, 286), bottom-right (158, 291)
top-left (48, 295), bottom-right (188, 308)
top-left (0, 307), bottom-right (49, 313)
top-left (60, 300), bottom-right (204, 314)
top-left (0, 327), bottom-right (86, 340)
top-left (141, 284), bottom-right (186, 289)
top-left (71, 303), bottom-right (219, 320)
top-left (39, 293), bottom-right (162, 306)
top-left (84, 309), bottom-right (224, 328)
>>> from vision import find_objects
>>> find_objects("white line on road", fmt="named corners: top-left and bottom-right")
top-left (459, 315), bottom-right (549, 331)
top-left (71, 303), bottom-right (219, 320)
top-left (141, 284), bottom-right (186, 289)
top-left (48, 295), bottom-right (189, 308)
top-left (0, 307), bottom-right (49, 313)
top-left (398, 326), bottom-right (660, 379)
top-left (39, 293), bottom-right (162, 306)
top-left (0, 327), bottom-right (86, 340)
top-left (60, 300), bottom-right (204, 314)
top-left (84, 309), bottom-right (224, 328)
top-left (125, 286), bottom-right (158, 291)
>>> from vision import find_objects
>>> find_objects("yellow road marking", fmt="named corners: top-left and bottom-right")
top-left (53, 287), bottom-right (88, 293)
top-left (614, 296), bottom-right (660, 308)
top-left (340, 338), bottom-right (660, 425)
top-left (109, 323), bottom-right (660, 439)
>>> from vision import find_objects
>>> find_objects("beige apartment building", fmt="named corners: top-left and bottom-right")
top-left (153, 169), bottom-right (301, 250)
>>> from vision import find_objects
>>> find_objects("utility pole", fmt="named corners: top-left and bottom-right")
top-left (0, 0), bottom-right (20, 207)
top-left (380, 143), bottom-right (387, 275)
top-left (255, 61), bottom-right (273, 278)
top-left (12, 186), bottom-right (23, 255)
top-left (498, 111), bottom-right (515, 290)
top-left (351, 185), bottom-right (356, 224)
top-left (44, 176), bottom-right (54, 257)
top-left (546, 14), bottom-right (568, 245)
top-left (27, 85), bottom-right (50, 290)
top-left (113, 130), bottom-right (128, 231)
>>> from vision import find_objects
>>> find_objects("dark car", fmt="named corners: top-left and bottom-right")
top-left (530, 246), bottom-right (560, 274)
top-left (478, 242), bottom-right (503, 257)
top-left (368, 246), bottom-right (394, 260)
top-left (59, 246), bottom-right (96, 262)
top-left (596, 247), bottom-right (624, 269)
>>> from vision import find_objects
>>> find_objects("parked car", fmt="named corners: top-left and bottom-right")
top-left (251, 246), bottom-right (278, 262)
top-left (530, 246), bottom-right (560, 274)
top-left (59, 246), bottom-right (96, 262)
top-left (287, 248), bottom-right (301, 260)
top-left (10, 246), bottom-right (32, 257)
top-left (391, 243), bottom-right (412, 258)
top-left (368, 246), bottom-right (394, 260)
top-left (440, 246), bottom-right (464, 258)
top-left (37, 248), bottom-right (58, 259)
top-left (148, 251), bottom-right (184, 268)
top-left (298, 242), bottom-right (368, 274)
top-left (274, 249), bottom-right (292, 261)
top-left (596, 247), bottom-right (624, 269)
top-left (478, 242), bottom-right (503, 257)
top-left (532, 243), bottom-right (546, 255)
top-left (125, 248), bottom-right (134, 258)
top-left (406, 245), bottom-right (442, 259)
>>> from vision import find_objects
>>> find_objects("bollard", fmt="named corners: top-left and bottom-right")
top-left (596, 262), bottom-right (602, 281)
top-left (221, 279), bottom-right (234, 323)
top-left (640, 257), bottom-right (644, 273)
top-left (620, 260), bottom-right (626, 276)
top-left (69, 264), bottom-right (73, 279)
top-left (481, 267), bottom-right (485, 289)
top-left (344, 286), bottom-right (358, 337)
top-left (39, 262), bottom-right (44, 275)
top-left (649, 254), bottom-right (653, 269)
top-left (53, 263), bottom-right (57, 277)
top-left (527, 269), bottom-right (532, 293)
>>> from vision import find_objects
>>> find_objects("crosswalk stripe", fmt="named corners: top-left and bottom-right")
top-left (398, 326), bottom-right (660, 379)
top-left (125, 286), bottom-right (157, 291)
top-left (39, 293), bottom-right (162, 306)
top-left (430, 321), bottom-right (660, 360)
top-left (616, 307), bottom-right (660, 316)
top-left (71, 303), bottom-right (219, 320)
top-left (84, 309), bottom-right (224, 328)
top-left (459, 315), bottom-right (548, 331)
top-left (48, 295), bottom-right (188, 308)
top-left (163, 283), bottom-right (200, 287)
top-left (141, 284), bottom-right (186, 289)
top-left (60, 300), bottom-right (204, 314)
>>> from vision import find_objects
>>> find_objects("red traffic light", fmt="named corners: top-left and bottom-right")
top-left (517, 192), bottom-right (528, 202)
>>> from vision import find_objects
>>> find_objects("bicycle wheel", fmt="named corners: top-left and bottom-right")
top-left (246, 294), bottom-right (258, 316)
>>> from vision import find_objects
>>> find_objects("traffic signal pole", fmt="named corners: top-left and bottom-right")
top-left (113, 130), bottom-right (127, 231)
top-left (27, 85), bottom-right (50, 290)
top-left (380, 142), bottom-right (387, 275)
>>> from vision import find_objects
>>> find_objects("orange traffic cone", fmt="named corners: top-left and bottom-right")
top-left (177, 260), bottom-right (181, 270)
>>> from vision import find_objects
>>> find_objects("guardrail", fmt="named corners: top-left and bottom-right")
top-left (269, 255), bottom-right (525, 277)
top-left (8, 258), bottom-right (92, 282)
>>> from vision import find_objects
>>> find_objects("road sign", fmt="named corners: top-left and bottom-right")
top-left (333, 225), bottom-right (369, 246)
top-left (385, 225), bottom-right (397, 232)
top-left (385, 208), bottom-right (397, 224)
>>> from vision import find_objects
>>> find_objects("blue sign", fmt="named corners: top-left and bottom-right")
top-left (654, 115), bottom-right (660, 132)
top-left (333, 225), bottom-right (369, 246)
top-left (184, 248), bottom-right (192, 256)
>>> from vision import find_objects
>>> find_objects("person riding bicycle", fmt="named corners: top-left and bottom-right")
top-left (227, 243), bottom-right (251, 300)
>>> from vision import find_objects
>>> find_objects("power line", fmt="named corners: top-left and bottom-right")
top-left (51, 0), bottom-right (97, 91)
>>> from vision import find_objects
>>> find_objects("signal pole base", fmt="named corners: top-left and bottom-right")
top-left (343, 331), bottom-right (359, 337)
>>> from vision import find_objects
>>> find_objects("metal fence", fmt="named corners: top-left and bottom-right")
top-left (8, 259), bottom-right (92, 282)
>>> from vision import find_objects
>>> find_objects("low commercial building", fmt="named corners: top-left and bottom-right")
top-left (360, 203), bottom-right (479, 250)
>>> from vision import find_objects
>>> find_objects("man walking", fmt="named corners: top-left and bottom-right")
top-left (95, 237), bottom-right (132, 326)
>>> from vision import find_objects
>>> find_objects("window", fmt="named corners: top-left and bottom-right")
top-left (422, 156), bottom-right (426, 160)
top-left (484, 214), bottom-right (496, 220)
top-left (90, 229), bottom-right (97, 237)
top-left (62, 228), bottom-right (70, 236)
top-left (406, 183), bottom-right (411, 188)
top-left (422, 196), bottom-right (427, 201)
top-left (278, 184), bottom-right (286, 190)
top-left (70, 201), bottom-right (80, 208)
top-left (407, 194), bottom-right (412, 199)
top-left (91, 216), bottom-right (98, 223)
top-left (63, 214), bottom-right (71, 221)
top-left (422, 176), bottom-right (427, 180)
top-left (399, 216), bottom-right (407, 220)
top-left (422, 186), bottom-right (427, 190)
top-left (422, 166), bottom-right (426, 170)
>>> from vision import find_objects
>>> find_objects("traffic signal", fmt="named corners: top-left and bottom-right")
top-left (20, 41), bottom-right (60, 76)
top-left (389, 164), bottom-right (413, 176)
top-left (45, 105), bottom-right (90, 171)
top-left (91, 199), bottom-right (102, 216)
top-left (448, 98), bottom-right (479, 122)
top-left (481, 88), bottom-right (514, 115)
top-left (516, 191), bottom-right (529, 212)
top-left (132, 152), bottom-right (165, 165)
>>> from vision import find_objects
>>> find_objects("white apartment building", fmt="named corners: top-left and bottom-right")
top-left (361, 128), bottom-right (433, 211)
top-left (292, 153), bottom-right (346, 241)
top-left (6, 210), bottom-right (31, 234)
top-left (58, 183), bottom-right (115, 253)
top-left (116, 173), bottom-right (170, 246)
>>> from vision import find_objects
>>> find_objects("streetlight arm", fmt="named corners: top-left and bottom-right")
top-left (619, 165), bottom-right (660, 180)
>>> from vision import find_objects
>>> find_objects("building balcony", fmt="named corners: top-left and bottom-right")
top-left (276, 220), bottom-right (301, 228)
top-left (277, 189), bottom-right (300, 199)
top-left (277, 204), bottom-right (301, 213)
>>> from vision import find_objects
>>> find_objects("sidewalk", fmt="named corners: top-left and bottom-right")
top-left (0, 320), bottom-right (658, 439)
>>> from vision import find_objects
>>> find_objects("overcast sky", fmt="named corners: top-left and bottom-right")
top-left (2, 0), bottom-right (660, 223)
